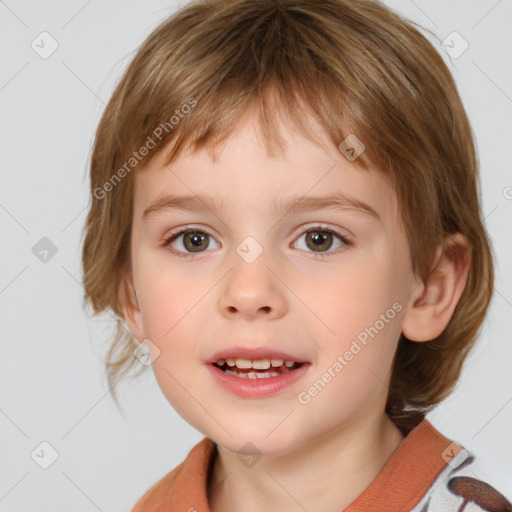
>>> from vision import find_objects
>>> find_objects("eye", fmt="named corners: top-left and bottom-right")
top-left (162, 224), bottom-right (352, 258)
top-left (292, 225), bottom-right (352, 257)
top-left (163, 226), bottom-right (219, 257)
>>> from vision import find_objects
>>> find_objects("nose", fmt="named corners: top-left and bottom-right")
top-left (217, 251), bottom-right (287, 321)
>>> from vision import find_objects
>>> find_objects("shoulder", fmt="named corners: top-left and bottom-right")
top-left (130, 437), bottom-right (216, 512)
top-left (130, 459), bottom-right (186, 512)
top-left (412, 449), bottom-right (512, 512)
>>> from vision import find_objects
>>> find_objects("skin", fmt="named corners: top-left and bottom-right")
top-left (120, 109), bottom-right (471, 512)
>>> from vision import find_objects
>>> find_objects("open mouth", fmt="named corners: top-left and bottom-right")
top-left (212, 359), bottom-right (304, 379)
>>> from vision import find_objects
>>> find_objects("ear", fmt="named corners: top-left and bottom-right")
top-left (401, 233), bottom-right (472, 342)
top-left (118, 271), bottom-right (145, 343)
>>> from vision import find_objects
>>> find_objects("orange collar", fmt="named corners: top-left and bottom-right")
top-left (345, 419), bottom-right (461, 511)
top-left (131, 419), bottom-right (461, 511)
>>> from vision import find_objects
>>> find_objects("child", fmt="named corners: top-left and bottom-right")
top-left (81, 0), bottom-right (512, 510)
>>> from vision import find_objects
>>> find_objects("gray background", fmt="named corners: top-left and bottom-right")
top-left (0, 0), bottom-right (511, 510)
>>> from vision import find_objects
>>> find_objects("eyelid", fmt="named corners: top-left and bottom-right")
top-left (162, 224), bottom-right (215, 241)
top-left (294, 222), bottom-right (350, 239)
top-left (163, 222), bottom-right (351, 241)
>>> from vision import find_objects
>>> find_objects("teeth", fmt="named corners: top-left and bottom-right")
top-left (252, 360), bottom-right (270, 370)
top-left (224, 369), bottom-right (282, 379)
top-left (216, 358), bottom-right (297, 369)
top-left (235, 358), bottom-right (253, 369)
top-left (255, 371), bottom-right (280, 378)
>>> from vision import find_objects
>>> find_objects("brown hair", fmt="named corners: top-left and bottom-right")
top-left (81, 0), bottom-right (494, 432)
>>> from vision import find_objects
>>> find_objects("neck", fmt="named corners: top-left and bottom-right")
top-left (207, 412), bottom-right (405, 512)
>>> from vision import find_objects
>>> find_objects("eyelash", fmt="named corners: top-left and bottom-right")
top-left (162, 224), bottom-right (353, 259)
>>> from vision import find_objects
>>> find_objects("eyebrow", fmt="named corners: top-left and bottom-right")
top-left (142, 192), bottom-right (380, 220)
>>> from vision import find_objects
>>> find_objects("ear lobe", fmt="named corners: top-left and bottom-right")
top-left (401, 233), bottom-right (471, 342)
top-left (117, 274), bottom-right (144, 342)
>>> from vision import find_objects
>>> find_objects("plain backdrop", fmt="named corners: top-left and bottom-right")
top-left (0, 0), bottom-right (511, 510)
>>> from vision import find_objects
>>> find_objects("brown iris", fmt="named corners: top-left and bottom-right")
top-left (182, 231), bottom-right (209, 252)
top-left (305, 230), bottom-right (334, 252)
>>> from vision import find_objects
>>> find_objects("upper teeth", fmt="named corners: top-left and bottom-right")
top-left (217, 358), bottom-right (296, 369)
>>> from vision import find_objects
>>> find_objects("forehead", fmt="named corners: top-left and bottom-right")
top-left (132, 113), bottom-right (399, 226)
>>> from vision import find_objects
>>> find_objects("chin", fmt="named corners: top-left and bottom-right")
top-left (212, 428), bottom-right (302, 458)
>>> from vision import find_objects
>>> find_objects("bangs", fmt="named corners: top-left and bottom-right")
top-left (108, 0), bottom-right (430, 178)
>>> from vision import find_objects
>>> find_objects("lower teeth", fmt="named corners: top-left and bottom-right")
top-left (224, 369), bottom-right (284, 379)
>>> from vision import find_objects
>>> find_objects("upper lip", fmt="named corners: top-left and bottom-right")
top-left (206, 346), bottom-right (309, 364)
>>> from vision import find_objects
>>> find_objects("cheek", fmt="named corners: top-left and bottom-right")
top-left (136, 252), bottom-right (196, 333)
top-left (136, 268), bottom-right (205, 422)
top-left (308, 255), bottom-right (403, 391)
top-left (310, 256), bottom-right (399, 338)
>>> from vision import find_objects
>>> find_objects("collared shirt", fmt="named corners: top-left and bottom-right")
top-left (131, 419), bottom-right (512, 511)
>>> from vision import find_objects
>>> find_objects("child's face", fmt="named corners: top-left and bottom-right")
top-left (124, 112), bottom-right (417, 455)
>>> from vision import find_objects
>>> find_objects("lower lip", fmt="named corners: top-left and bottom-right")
top-left (206, 363), bottom-right (311, 398)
